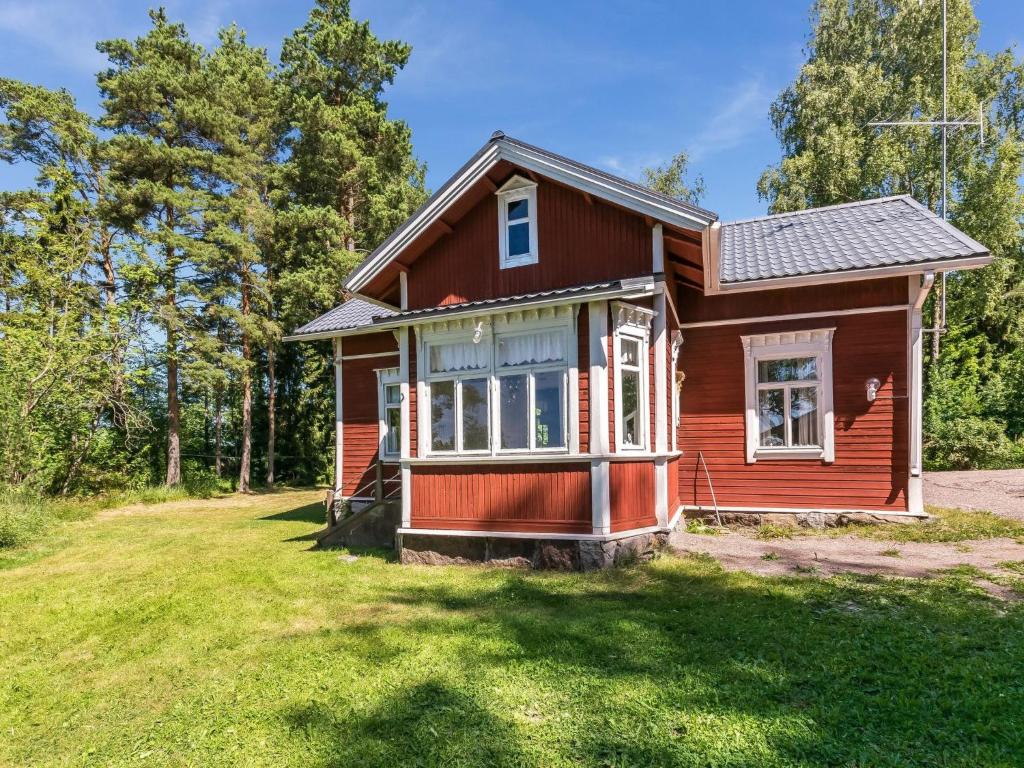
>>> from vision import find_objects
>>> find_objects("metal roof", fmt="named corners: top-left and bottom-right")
top-left (287, 280), bottom-right (650, 340)
top-left (291, 298), bottom-right (397, 336)
top-left (719, 195), bottom-right (989, 285)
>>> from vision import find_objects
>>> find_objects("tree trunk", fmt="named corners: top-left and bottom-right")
top-left (266, 346), bottom-right (276, 487)
top-left (214, 387), bottom-right (223, 478)
top-left (238, 274), bottom-right (253, 493)
top-left (164, 208), bottom-right (181, 487)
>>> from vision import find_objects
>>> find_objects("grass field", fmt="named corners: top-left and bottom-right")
top-left (2, 489), bottom-right (1023, 767)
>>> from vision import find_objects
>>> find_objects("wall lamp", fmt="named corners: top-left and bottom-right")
top-left (865, 377), bottom-right (882, 403)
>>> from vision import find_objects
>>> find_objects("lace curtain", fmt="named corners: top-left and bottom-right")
top-left (497, 330), bottom-right (565, 367)
top-left (429, 341), bottom-right (489, 373)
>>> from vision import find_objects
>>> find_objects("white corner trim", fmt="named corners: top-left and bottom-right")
top-left (398, 329), bottom-right (412, 525)
top-left (741, 327), bottom-right (835, 464)
top-left (907, 273), bottom-right (933, 515)
top-left (652, 223), bottom-right (664, 273)
top-left (653, 290), bottom-right (668, 455)
top-left (333, 338), bottom-right (344, 495)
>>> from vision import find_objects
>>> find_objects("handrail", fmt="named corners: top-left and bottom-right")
top-left (697, 450), bottom-right (723, 527)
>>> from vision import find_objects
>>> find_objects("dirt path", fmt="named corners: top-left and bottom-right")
top-left (926, 469), bottom-right (1024, 520)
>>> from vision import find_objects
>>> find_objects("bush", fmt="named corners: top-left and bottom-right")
top-left (0, 489), bottom-right (47, 548)
top-left (924, 415), bottom-right (1024, 470)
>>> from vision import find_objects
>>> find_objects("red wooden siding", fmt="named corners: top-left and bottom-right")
top-left (676, 278), bottom-right (907, 324)
top-left (577, 309), bottom-right (590, 453)
top-left (410, 463), bottom-right (592, 533)
top-left (341, 332), bottom-right (398, 497)
top-left (609, 461), bottom-right (656, 532)
top-left (667, 456), bottom-right (680, 514)
top-left (677, 310), bottom-right (909, 511)
top-left (407, 179), bottom-right (653, 309)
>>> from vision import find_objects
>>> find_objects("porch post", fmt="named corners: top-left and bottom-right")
top-left (907, 273), bottom-right (933, 515)
top-left (653, 225), bottom-right (669, 526)
top-left (588, 301), bottom-right (611, 535)
top-left (333, 337), bottom-right (344, 510)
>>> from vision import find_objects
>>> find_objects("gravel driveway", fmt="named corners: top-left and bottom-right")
top-left (668, 469), bottom-right (1024, 596)
top-left (925, 469), bottom-right (1024, 520)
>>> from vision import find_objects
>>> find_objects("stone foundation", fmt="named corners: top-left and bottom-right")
top-left (689, 509), bottom-right (919, 530)
top-left (397, 531), bottom-right (669, 570)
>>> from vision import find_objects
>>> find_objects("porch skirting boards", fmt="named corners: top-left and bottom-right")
top-left (683, 504), bottom-right (927, 527)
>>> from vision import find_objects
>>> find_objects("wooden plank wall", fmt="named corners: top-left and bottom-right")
top-left (410, 463), bottom-right (592, 533)
top-left (677, 310), bottom-right (909, 511)
top-left (609, 461), bottom-right (656, 532)
top-left (407, 179), bottom-right (653, 309)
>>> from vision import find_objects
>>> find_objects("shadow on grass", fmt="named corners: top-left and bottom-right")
top-left (260, 501), bottom-right (326, 525)
top-left (288, 558), bottom-right (1024, 766)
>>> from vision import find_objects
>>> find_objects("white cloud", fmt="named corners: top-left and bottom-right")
top-left (688, 76), bottom-right (776, 162)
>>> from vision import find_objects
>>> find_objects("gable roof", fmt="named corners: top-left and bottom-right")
top-left (718, 195), bottom-right (990, 289)
top-left (344, 132), bottom-right (719, 294)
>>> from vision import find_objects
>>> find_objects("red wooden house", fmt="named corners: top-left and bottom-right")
top-left (287, 132), bottom-right (990, 567)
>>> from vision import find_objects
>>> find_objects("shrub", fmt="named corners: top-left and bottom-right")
top-left (924, 415), bottom-right (1024, 470)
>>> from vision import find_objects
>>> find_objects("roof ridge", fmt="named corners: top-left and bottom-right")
top-left (722, 194), bottom-right (915, 227)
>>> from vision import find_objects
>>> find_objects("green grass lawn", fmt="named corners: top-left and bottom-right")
top-left (2, 490), bottom-right (1023, 767)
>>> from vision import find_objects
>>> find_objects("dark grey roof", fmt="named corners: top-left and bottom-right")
top-left (291, 298), bottom-right (397, 336)
top-left (288, 280), bottom-right (634, 339)
top-left (719, 195), bottom-right (989, 284)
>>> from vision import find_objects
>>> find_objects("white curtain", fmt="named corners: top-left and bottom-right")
top-left (429, 340), bottom-right (489, 373)
top-left (497, 330), bottom-right (565, 367)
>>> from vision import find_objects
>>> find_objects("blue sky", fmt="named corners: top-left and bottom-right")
top-left (0, 0), bottom-right (1020, 220)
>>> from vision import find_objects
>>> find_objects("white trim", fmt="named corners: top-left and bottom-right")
top-left (741, 328), bottom-right (835, 464)
top-left (376, 367), bottom-right (402, 461)
top-left (654, 457), bottom-right (668, 527)
top-left (670, 331), bottom-right (682, 452)
top-left (652, 222), bottom-right (664, 273)
top-left (907, 273), bottom-right (934, 515)
top-left (496, 176), bottom-right (539, 269)
top-left (397, 520), bottom-right (674, 543)
top-left (333, 339), bottom-right (344, 496)
top-left (568, 305), bottom-right (581, 454)
top-left (612, 302), bottom-right (653, 452)
top-left (401, 451), bottom-right (681, 466)
top-left (712, 256), bottom-right (991, 295)
top-left (653, 289), bottom-right (668, 454)
top-left (683, 504), bottom-right (927, 519)
top-left (341, 351), bottom-right (400, 361)
top-left (398, 328), bottom-right (411, 525)
top-left (345, 136), bottom-right (714, 293)
top-left (588, 301), bottom-right (611, 534)
top-left (677, 303), bottom-right (909, 329)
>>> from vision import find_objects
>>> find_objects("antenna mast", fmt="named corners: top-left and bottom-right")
top-left (868, 0), bottom-right (984, 360)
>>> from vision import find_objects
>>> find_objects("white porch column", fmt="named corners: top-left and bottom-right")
top-left (588, 300), bottom-right (611, 534)
top-left (399, 326), bottom-right (412, 527)
top-left (653, 224), bottom-right (669, 526)
top-left (333, 337), bottom-right (344, 501)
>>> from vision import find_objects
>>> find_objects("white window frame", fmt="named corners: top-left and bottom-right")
top-left (377, 368), bottom-right (403, 461)
top-left (612, 302), bottom-right (653, 452)
top-left (496, 175), bottom-right (539, 269)
top-left (420, 315), bottom-right (574, 457)
top-left (741, 328), bottom-right (835, 463)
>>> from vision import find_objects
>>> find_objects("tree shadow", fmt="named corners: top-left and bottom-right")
top-left (285, 558), bottom-right (1024, 765)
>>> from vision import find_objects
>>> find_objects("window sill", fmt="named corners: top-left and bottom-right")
top-left (752, 447), bottom-right (827, 462)
top-left (499, 255), bottom-right (538, 270)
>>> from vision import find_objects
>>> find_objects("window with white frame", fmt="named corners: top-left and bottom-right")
top-left (378, 369), bottom-right (402, 459)
top-left (613, 302), bottom-right (653, 451)
top-left (422, 320), bottom-right (570, 455)
top-left (496, 176), bottom-right (538, 269)
top-left (741, 329), bottom-right (835, 463)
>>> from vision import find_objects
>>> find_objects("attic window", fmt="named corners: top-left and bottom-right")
top-left (496, 175), bottom-right (539, 269)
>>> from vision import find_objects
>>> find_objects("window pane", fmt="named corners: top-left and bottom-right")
top-left (622, 368), bottom-right (641, 446)
top-left (790, 387), bottom-right (819, 447)
top-left (462, 377), bottom-right (490, 451)
top-left (508, 222), bottom-right (530, 257)
top-left (758, 357), bottom-right (816, 383)
top-left (430, 380), bottom-right (455, 451)
top-left (497, 330), bottom-right (565, 367)
top-left (385, 383), bottom-right (400, 404)
top-left (386, 406), bottom-right (400, 455)
top-left (507, 197), bottom-right (528, 221)
top-left (500, 374), bottom-right (529, 449)
top-left (620, 338), bottom-right (639, 367)
top-left (758, 388), bottom-right (785, 447)
top-left (534, 371), bottom-right (564, 448)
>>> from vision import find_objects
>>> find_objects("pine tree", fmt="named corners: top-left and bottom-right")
top-left (98, 10), bottom-right (220, 486)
